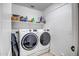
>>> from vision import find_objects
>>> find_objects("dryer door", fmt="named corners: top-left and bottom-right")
top-left (21, 33), bottom-right (38, 51)
top-left (40, 32), bottom-right (50, 46)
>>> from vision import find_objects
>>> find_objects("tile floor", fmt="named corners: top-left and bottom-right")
top-left (40, 52), bottom-right (55, 56)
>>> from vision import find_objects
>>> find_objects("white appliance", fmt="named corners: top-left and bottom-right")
top-left (33, 29), bottom-right (51, 55)
top-left (19, 29), bottom-right (39, 56)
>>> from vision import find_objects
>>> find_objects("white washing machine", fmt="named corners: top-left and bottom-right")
top-left (33, 29), bottom-right (51, 55)
top-left (19, 29), bottom-right (39, 56)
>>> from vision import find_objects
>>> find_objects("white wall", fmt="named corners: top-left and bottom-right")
top-left (43, 3), bottom-right (78, 56)
top-left (0, 3), bottom-right (11, 56)
top-left (12, 4), bottom-right (43, 29)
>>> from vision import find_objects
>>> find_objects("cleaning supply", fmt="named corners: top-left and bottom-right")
top-left (40, 16), bottom-right (42, 22)
top-left (28, 18), bottom-right (32, 22)
top-left (29, 17), bottom-right (35, 22)
top-left (31, 17), bottom-right (35, 22)
top-left (40, 16), bottom-right (46, 23)
top-left (36, 17), bottom-right (40, 23)
top-left (20, 16), bottom-right (28, 22)
top-left (11, 14), bottom-right (20, 22)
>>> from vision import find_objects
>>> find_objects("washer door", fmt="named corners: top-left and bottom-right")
top-left (21, 33), bottom-right (38, 50)
top-left (40, 32), bottom-right (50, 46)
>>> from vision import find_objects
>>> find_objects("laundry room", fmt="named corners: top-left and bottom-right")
top-left (11, 3), bottom-right (78, 56)
top-left (0, 3), bottom-right (79, 56)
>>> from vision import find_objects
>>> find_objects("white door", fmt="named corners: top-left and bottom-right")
top-left (50, 4), bottom-right (78, 56)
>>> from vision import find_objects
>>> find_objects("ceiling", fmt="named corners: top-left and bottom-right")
top-left (13, 3), bottom-right (52, 11)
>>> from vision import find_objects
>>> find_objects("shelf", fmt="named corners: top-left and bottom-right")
top-left (11, 21), bottom-right (44, 29)
top-left (11, 21), bottom-right (44, 24)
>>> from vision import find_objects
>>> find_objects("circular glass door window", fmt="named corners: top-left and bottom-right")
top-left (40, 32), bottom-right (50, 46)
top-left (21, 33), bottom-right (38, 50)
